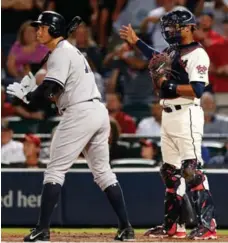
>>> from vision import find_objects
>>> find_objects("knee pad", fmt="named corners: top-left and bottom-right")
top-left (93, 169), bottom-right (118, 191)
top-left (182, 159), bottom-right (208, 190)
top-left (160, 163), bottom-right (185, 196)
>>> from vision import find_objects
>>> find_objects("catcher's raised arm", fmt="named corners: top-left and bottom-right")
top-left (119, 24), bottom-right (160, 59)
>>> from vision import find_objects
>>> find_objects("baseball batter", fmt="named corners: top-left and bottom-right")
top-left (7, 11), bottom-right (134, 242)
top-left (120, 9), bottom-right (217, 240)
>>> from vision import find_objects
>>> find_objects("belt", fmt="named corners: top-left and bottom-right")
top-left (61, 98), bottom-right (100, 112)
top-left (163, 104), bottom-right (198, 113)
top-left (163, 105), bottom-right (182, 113)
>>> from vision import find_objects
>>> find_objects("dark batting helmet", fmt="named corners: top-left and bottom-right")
top-left (31, 11), bottom-right (66, 38)
top-left (160, 9), bottom-right (197, 45)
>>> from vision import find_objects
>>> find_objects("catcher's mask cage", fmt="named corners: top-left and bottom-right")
top-left (160, 9), bottom-right (196, 45)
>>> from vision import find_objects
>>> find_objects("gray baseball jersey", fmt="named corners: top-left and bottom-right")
top-left (43, 40), bottom-right (117, 190)
top-left (45, 40), bottom-right (101, 111)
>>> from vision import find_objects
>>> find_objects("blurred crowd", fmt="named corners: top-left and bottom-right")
top-left (1, 0), bottom-right (228, 169)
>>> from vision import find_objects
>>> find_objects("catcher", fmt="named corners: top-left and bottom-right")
top-left (120, 9), bottom-right (217, 240)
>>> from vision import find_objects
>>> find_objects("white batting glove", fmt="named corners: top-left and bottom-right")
top-left (20, 72), bottom-right (37, 93)
top-left (7, 82), bottom-right (30, 104)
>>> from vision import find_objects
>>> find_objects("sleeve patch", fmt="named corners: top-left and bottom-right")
top-left (196, 65), bottom-right (207, 75)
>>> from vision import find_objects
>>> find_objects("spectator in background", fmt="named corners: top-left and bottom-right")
top-left (97, 0), bottom-right (128, 54)
top-left (2, 51), bottom-right (7, 81)
top-left (210, 0), bottom-right (228, 35)
top-left (207, 38), bottom-right (228, 93)
top-left (12, 97), bottom-right (45, 121)
top-left (6, 20), bottom-right (48, 79)
top-left (39, 126), bottom-right (57, 160)
top-left (44, 0), bottom-right (97, 26)
top-left (207, 35), bottom-right (228, 95)
top-left (201, 92), bottom-right (228, 134)
top-left (1, 123), bottom-right (25, 166)
top-left (1, 0), bottom-right (43, 57)
top-left (222, 18), bottom-right (228, 37)
top-left (139, 139), bottom-right (160, 166)
top-left (140, 0), bottom-right (187, 51)
top-left (86, 55), bottom-right (105, 102)
top-left (109, 117), bottom-right (129, 161)
top-left (106, 93), bottom-right (136, 134)
top-left (68, 23), bottom-right (103, 74)
top-left (35, 66), bottom-right (47, 85)
top-left (1, 86), bottom-right (15, 118)
top-left (184, 0), bottom-right (205, 16)
top-left (205, 140), bottom-right (228, 168)
top-left (23, 133), bottom-right (45, 168)
top-left (105, 43), bottom-right (153, 105)
top-left (136, 101), bottom-right (162, 136)
top-left (194, 11), bottom-right (225, 48)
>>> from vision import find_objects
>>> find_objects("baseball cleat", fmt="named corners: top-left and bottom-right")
top-left (144, 225), bottom-right (187, 239)
top-left (144, 225), bottom-right (168, 238)
top-left (114, 227), bottom-right (135, 241)
top-left (188, 226), bottom-right (217, 240)
top-left (24, 228), bottom-right (50, 242)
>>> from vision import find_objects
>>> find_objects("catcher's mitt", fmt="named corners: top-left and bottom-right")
top-left (148, 52), bottom-right (172, 93)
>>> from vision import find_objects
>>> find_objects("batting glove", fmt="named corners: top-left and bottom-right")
top-left (20, 72), bottom-right (37, 93)
top-left (7, 82), bottom-right (30, 104)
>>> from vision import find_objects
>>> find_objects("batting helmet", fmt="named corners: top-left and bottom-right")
top-left (160, 9), bottom-right (196, 45)
top-left (31, 11), bottom-right (66, 38)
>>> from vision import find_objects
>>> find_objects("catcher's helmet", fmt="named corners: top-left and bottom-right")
top-left (160, 9), bottom-right (196, 45)
top-left (31, 11), bottom-right (66, 38)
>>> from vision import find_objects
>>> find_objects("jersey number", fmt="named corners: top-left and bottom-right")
top-left (84, 59), bottom-right (91, 74)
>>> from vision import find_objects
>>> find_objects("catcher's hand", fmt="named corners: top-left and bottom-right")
top-left (148, 52), bottom-right (172, 94)
top-left (119, 24), bottom-right (139, 45)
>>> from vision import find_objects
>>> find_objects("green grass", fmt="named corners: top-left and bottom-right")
top-left (2, 228), bottom-right (228, 235)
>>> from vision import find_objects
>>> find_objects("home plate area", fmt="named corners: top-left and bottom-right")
top-left (2, 231), bottom-right (228, 242)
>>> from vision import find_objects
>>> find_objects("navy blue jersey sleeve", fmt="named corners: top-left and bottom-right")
top-left (190, 81), bottom-right (205, 98)
top-left (135, 39), bottom-right (160, 59)
top-left (26, 79), bottom-right (64, 104)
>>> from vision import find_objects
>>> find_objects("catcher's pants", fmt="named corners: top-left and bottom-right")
top-left (44, 99), bottom-right (117, 190)
top-left (161, 104), bottom-right (204, 169)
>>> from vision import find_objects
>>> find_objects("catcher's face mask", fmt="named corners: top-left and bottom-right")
top-left (160, 10), bottom-right (196, 45)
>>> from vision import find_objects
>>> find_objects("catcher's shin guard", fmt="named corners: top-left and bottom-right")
top-left (182, 159), bottom-right (216, 230)
top-left (191, 189), bottom-right (216, 231)
top-left (160, 163), bottom-right (186, 235)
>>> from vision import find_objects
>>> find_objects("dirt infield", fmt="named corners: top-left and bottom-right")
top-left (2, 231), bottom-right (228, 242)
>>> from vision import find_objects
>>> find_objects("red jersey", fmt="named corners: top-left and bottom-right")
top-left (114, 111), bottom-right (136, 134)
top-left (207, 39), bottom-right (228, 92)
top-left (1, 103), bottom-right (15, 117)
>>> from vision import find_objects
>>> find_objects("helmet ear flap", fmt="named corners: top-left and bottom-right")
top-left (48, 25), bottom-right (61, 38)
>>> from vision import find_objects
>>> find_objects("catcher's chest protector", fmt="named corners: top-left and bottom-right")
top-left (160, 42), bottom-right (202, 99)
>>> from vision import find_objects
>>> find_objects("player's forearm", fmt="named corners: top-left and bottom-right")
top-left (26, 80), bottom-right (64, 104)
top-left (135, 39), bottom-right (159, 59)
top-left (140, 16), bottom-right (159, 32)
top-left (106, 69), bottom-right (120, 93)
top-left (114, 0), bottom-right (126, 14)
top-left (90, 0), bottom-right (98, 13)
top-left (14, 106), bottom-right (33, 119)
top-left (176, 85), bottom-right (196, 97)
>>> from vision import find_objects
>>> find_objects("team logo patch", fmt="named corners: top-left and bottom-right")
top-left (196, 65), bottom-right (207, 75)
